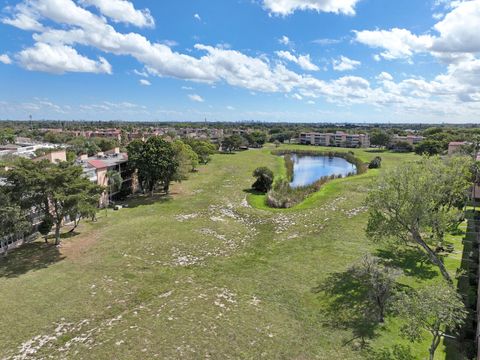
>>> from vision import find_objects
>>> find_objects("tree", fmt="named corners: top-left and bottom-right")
top-left (391, 141), bottom-right (413, 153)
top-left (415, 140), bottom-right (444, 156)
top-left (185, 139), bottom-right (217, 164)
top-left (172, 140), bottom-right (199, 181)
top-left (366, 156), bottom-right (472, 283)
top-left (0, 189), bottom-right (29, 255)
top-left (68, 181), bottom-right (103, 230)
top-left (244, 131), bottom-right (267, 148)
top-left (396, 284), bottom-right (467, 360)
top-left (46, 162), bottom-right (102, 245)
top-left (350, 255), bottom-right (400, 323)
top-left (67, 137), bottom-right (101, 156)
top-left (38, 216), bottom-right (54, 243)
top-left (92, 137), bottom-right (118, 152)
top-left (127, 137), bottom-right (179, 196)
top-left (370, 131), bottom-right (391, 147)
top-left (252, 167), bottom-right (274, 193)
top-left (0, 128), bottom-right (16, 145)
top-left (106, 170), bottom-right (123, 206)
top-left (222, 135), bottom-right (245, 152)
top-left (5, 159), bottom-right (102, 245)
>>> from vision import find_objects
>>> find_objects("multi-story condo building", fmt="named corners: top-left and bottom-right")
top-left (390, 135), bottom-right (425, 146)
top-left (76, 148), bottom-right (138, 207)
top-left (300, 131), bottom-right (370, 148)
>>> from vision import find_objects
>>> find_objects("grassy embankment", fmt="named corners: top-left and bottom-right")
top-left (0, 144), bottom-right (467, 359)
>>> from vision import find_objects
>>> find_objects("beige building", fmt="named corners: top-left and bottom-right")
top-left (448, 141), bottom-right (469, 155)
top-left (390, 135), bottom-right (424, 146)
top-left (300, 131), bottom-right (370, 148)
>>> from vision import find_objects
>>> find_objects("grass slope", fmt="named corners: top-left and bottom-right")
top-left (0, 144), bottom-right (465, 359)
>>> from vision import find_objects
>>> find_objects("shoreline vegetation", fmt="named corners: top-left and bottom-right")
top-left (265, 150), bottom-right (368, 209)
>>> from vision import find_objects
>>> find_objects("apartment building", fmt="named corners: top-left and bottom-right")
top-left (299, 131), bottom-right (370, 148)
top-left (448, 141), bottom-right (469, 155)
top-left (390, 135), bottom-right (425, 146)
top-left (76, 148), bottom-right (138, 207)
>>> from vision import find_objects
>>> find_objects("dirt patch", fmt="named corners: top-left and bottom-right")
top-left (59, 226), bottom-right (101, 261)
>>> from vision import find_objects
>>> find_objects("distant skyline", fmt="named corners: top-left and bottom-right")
top-left (1, 0), bottom-right (480, 123)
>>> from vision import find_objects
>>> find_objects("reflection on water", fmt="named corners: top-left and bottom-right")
top-left (289, 154), bottom-right (357, 188)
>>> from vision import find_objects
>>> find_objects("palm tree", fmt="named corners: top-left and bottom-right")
top-left (106, 170), bottom-right (122, 215)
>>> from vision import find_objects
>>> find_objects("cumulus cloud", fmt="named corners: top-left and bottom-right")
top-left (3, 0), bottom-right (480, 119)
top-left (262, 0), bottom-right (360, 15)
top-left (432, 0), bottom-right (480, 53)
top-left (139, 79), bottom-right (151, 86)
top-left (332, 56), bottom-right (361, 71)
top-left (354, 28), bottom-right (433, 60)
top-left (81, 0), bottom-right (154, 28)
top-left (276, 50), bottom-right (319, 71)
top-left (0, 54), bottom-right (12, 64)
top-left (188, 94), bottom-right (204, 102)
top-left (17, 43), bottom-right (112, 74)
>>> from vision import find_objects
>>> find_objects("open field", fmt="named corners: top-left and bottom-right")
top-left (0, 145), bottom-right (467, 359)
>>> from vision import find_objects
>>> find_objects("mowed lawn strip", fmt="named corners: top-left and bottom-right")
top-left (0, 145), bottom-right (464, 359)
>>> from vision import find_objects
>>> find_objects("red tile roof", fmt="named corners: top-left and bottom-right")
top-left (87, 159), bottom-right (107, 169)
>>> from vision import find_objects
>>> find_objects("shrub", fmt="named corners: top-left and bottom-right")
top-left (252, 167), bottom-right (274, 193)
top-left (369, 156), bottom-right (382, 169)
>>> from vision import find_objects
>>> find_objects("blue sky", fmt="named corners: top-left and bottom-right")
top-left (0, 0), bottom-right (479, 123)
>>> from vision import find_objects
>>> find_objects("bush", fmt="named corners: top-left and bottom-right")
top-left (252, 167), bottom-right (274, 193)
top-left (368, 156), bottom-right (382, 169)
top-left (38, 216), bottom-right (53, 241)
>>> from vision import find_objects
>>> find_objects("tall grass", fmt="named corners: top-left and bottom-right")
top-left (266, 150), bottom-right (367, 208)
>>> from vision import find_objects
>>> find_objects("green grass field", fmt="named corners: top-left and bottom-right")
top-left (0, 144), bottom-right (467, 359)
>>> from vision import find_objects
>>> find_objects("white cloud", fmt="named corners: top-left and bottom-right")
top-left (0, 54), bottom-right (12, 64)
top-left (354, 28), bottom-right (433, 60)
top-left (432, 0), bottom-right (480, 53)
top-left (377, 72), bottom-right (393, 81)
top-left (188, 94), bottom-right (204, 102)
top-left (133, 69), bottom-right (148, 77)
top-left (262, 0), bottom-right (360, 15)
top-left (276, 50), bottom-right (319, 71)
top-left (194, 13), bottom-right (201, 21)
top-left (17, 42), bottom-right (112, 74)
top-left (332, 56), bottom-right (361, 71)
top-left (4, 0), bottom-right (480, 120)
top-left (312, 38), bottom-right (341, 45)
top-left (81, 0), bottom-right (154, 28)
top-left (226, 105), bottom-right (235, 110)
top-left (2, 12), bottom-right (44, 31)
top-left (279, 35), bottom-right (291, 45)
top-left (139, 79), bottom-right (151, 86)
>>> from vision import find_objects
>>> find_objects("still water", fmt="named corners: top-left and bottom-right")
top-left (289, 154), bottom-right (357, 188)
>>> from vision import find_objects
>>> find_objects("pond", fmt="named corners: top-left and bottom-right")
top-left (289, 154), bottom-right (357, 188)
